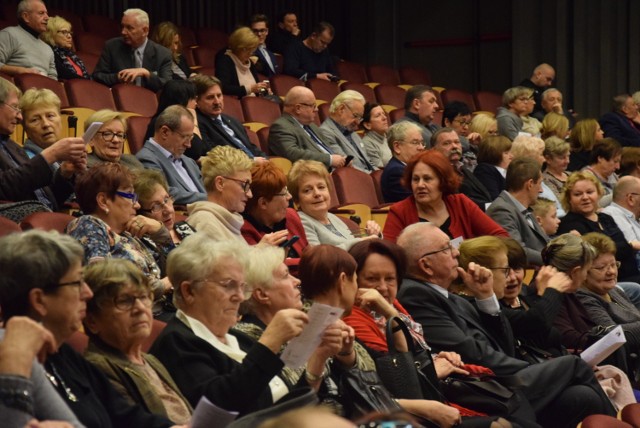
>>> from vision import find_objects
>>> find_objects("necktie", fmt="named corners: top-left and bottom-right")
top-left (303, 125), bottom-right (333, 154)
top-left (343, 130), bottom-right (373, 171)
top-left (134, 49), bottom-right (143, 86)
top-left (215, 117), bottom-right (254, 157)
top-left (260, 46), bottom-right (275, 74)
top-left (523, 209), bottom-right (536, 229)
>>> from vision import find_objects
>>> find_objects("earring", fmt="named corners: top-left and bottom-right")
top-left (104, 208), bottom-right (109, 214)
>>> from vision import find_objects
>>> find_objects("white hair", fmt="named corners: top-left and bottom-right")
top-left (123, 8), bottom-right (149, 26)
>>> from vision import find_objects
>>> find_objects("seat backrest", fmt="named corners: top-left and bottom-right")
top-left (317, 102), bottom-right (330, 124)
top-left (20, 211), bottom-right (74, 233)
top-left (473, 91), bottom-right (503, 115)
top-left (621, 403), bottom-right (640, 427)
top-left (223, 96), bottom-right (245, 123)
top-left (178, 26), bottom-right (198, 49)
top-left (0, 215), bottom-right (21, 237)
top-left (374, 84), bottom-right (406, 109)
top-left (126, 115), bottom-right (152, 154)
top-left (306, 78), bottom-right (340, 103)
top-left (75, 33), bottom-right (106, 56)
top-left (141, 319), bottom-right (167, 353)
top-left (241, 97), bottom-right (281, 125)
top-left (246, 128), bottom-right (262, 153)
top-left (336, 61), bottom-right (367, 84)
top-left (389, 108), bottom-right (405, 124)
top-left (196, 28), bottom-right (228, 50)
top-left (256, 126), bottom-right (270, 154)
top-left (112, 84), bottom-right (158, 117)
top-left (192, 46), bottom-right (217, 67)
top-left (331, 167), bottom-right (379, 207)
top-left (75, 51), bottom-right (100, 75)
top-left (14, 73), bottom-right (69, 108)
top-left (340, 82), bottom-right (376, 104)
top-left (366, 64), bottom-right (401, 85)
top-left (370, 169), bottom-right (385, 205)
top-left (440, 88), bottom-right (477, 111)
top-left (269, 156), bottom-right (292, 176)
top-left (336, 214), bottom-right (361, 235)
top-left (65, 79), bottom-right (116, 110)
top-left (269, 74), bottom-right (301, 98)
top-left (398, 66), bottom-right (431, 86)
top-left (82, 15), bottom-right (120, 39)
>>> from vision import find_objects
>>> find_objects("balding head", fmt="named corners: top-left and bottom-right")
top-left (612, 176), bottom-right (640, 215)
top-left (283, 86), bottom-right (317, 125)
top-left (531, 63), bottom-right (555, 88)
top-left (397, 223), bottom-right (438, 276)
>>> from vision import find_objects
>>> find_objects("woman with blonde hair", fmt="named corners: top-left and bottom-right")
top-left (86, 109), bottom-right (144, 170)
top-left (541, 112), bottom-right (570, 140)
top-left (469, 112), bottom-right (498, 142)
top-left (41, 16), bottom-right (89, 79)
top-left (568, 119), bottom-right (604, 172)
top-left (150, 21), bottom-right (193, 80)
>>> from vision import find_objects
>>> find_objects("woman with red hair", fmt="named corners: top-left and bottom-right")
top-left (383, 150), bottom-right (508, 243)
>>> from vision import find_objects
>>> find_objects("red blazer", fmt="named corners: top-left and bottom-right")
top-left (343, 300), bottom-right (412, 352)
top-left (383, 193), bottom-right (509, 243)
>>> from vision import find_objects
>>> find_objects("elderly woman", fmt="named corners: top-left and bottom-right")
top-left (83, 259), bottom-right (192, 424)
top-left (0, 230), bottom-right (176, 428)
top-left (151, 21), bottom-right (193, 80)
top-left (135, 169), bottom-right (195, 245)
top-left (583, 137), bottom-right (622, 201)
top-left (41, 16), bottom-right (89, 80)
top-left (149, 234), bottom-right (314, 415)
top-left (470, 112), bottom-right (498, 142)
top-left (241, 162), bottom-right (308, 260)
top-left (568, 119), bottom-right (605, 172)
top-left (66, 163), bottom-right (174, 318)
top-left (541, 112), bottom-right (570, 140)
top-left (288, 159), bottom-right (381, 250)
top-left (472, 135), bottom-right (513, 200)
top-left (361, 102), bottom-right (391, 168)
top-left (215, 27), bottom-right (271, 99)
top-left (496, 86), bottom-right (539, 140)
top-left (86, 109), bottom-right (144, 170)
top-left (383, 150), bottom-right (508, 243)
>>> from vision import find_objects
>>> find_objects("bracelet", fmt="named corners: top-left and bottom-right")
top-left (304, 367), bottom-right (328, 383)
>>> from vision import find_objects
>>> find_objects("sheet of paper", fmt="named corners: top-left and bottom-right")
top-left (190, 395), bottom-right (239, 428)
top-left (580, 325), bottom-right (626, 367)
top-left (280, 302), bottom-right (344, 369)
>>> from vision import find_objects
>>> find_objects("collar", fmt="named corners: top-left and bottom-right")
top-left (147, 137), bottom-right (175, 160)
top-left (242, 211), bottom-right (287, 233)
top-left (496, 165), bottom-right (507, 178)
top-left (18, 21), bottom-right (40, 39)
top-left (289, 114), bottom-right (308, 129)
top-left (175, 310), bottom-right (244, 362)
top-left (133, 38), bottom-right (149, 56)
top-left (330, 118), bottom-right (352, 136)
top-left (504, 190), bottom-right (528, 212)
top-left (426, 282), bottom-right (449, 298)
top-left (609, 202), bottom-right (636, 220)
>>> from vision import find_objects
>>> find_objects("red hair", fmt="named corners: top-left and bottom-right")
top-left (403, 149), bottom-right (461, 195)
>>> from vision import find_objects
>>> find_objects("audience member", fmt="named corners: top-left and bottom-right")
top-left (150, 21), bottom-right (193, 80)
top-left (600, 94), bottom-right (640, 147)
top-left (216, 27), bottom-right (271, 99)
top-left (0, 0), bottom-right (56, 78)
top-left (320, 90), bottom-right (376, 173)
top-left (541, 112), bottom-right (569, 140)
top-left (288, 159), bottom-right (381, 249)
top-left (188, 74), bottom-right (266, 161)
top-left (383, 150), bottom-right (507, 243)
top-left (473, 135), bottom-right (513, 200)
top-left (1, 80), bottom-right (85, 210)
top-left (380, 121), bottom-right (424, 203)
top-left (41, 15), bottom-right (89, 80)
top-left (0, 230), bottom-right (176, 428)
top-left (533, 88), bottom-right (575, 127)
top-left (620, 147), bottom-right (640, 177)
top-left (20, 88), bottom-right (61, 162)
top-left (487, 158), bottom-right (549, 265)
top-left (83, 259), bottom-right (192, 424)
top-left (469, 112), bottom-right (498, 142)
top-left (519, 63), bottom-right (555, 118)
top-left (602, 176), bottom-right (640, 267)
top-left (93, 8), bottom-right (172, 91)
top-left (361, 102), bottom-right (391, 168)
top-left (284, 21), bottom-right (337, 81)
top-left (397, 85), bottom-right (440, 144)
top-left (136, 105), bottom-right (206, 205)
top-left (542, 136), bottom-right (570, 201)
top-left (583, 137), bottom-right (621, 202)
top-left (442, 101), bottom-right (481, 151)
top-left (267, 11), bottom-right (301, 55)
top-left (269, 86), bottom-right (346, 169)
top-left (531, 198), bottom-right (561, 237)
top-left (145, 79), bottom-right (197, 142)
top-left (249, 14), bottom-right (279, 77)
top-left (568, 118), bottom-right (604, 172)
top-left (496, 87), bottom-right (529, 140)
top-left (86, 109), bottom-right (144, 170)
top-left (520, 95), bottom-right (542, 138)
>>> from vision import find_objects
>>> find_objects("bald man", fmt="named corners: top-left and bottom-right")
top-left (519, 63), bottom-right (555, 118)
top-left (268, 86), bottom-right (346, 168)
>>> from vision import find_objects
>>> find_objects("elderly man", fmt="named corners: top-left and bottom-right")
top-left (93, 8), bottom-right (172, 91)
top-left (136, 105), bottom-right (206, 205)
top-left (519, 63), bottom-right (555, 117)
top-left (602, 176), bottom-right (640, 259)
top-left (397, 85), bottom-right (440, 145)
top-left (0, 0), bottom-right (56, 78)
top-left (531, 88), bottom-right (575, 127)
top-left (431, 128), bottom-right (492, 210)
top-left (267, 11), bottom-right (301, 55)
top-left (0, 79), bottom-right (85, 210)
top-left (380, 121), bottom-right (424, 203)
top-left (269, 86), bottom-right (346, 169)
top-left (320, 90), bottom-right (375, 173)
top-left (396, 222), bottom-right (616, 428)
top-left (249, 14), bottom-right (279, 77)
top-left (599, 94), bottom-right (640, 148)
top-left (284, 21), bottom-right (338, 81)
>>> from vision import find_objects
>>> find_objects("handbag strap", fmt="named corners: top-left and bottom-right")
top-left (385, 316), bottom-right (417, 355)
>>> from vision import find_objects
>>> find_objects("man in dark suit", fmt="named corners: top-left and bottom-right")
top-left (249, 14), bottom-right (279, 77)
top-left (93, 8), bottom-right (172, 92)
top-left (396, 222), bottom-right (615, 427)
top-left (486, 158), bottom-right (549, 265)
top-left (0, 78), bottom-right (86, 209)
top-left (136, 105), bottom-right (206, 205)
top-left (269, 86), bottom-right (346, 169)
top-left (599, 94), bottom-right (640, 147)
top-left (381, 121), bottom-right (424, 203)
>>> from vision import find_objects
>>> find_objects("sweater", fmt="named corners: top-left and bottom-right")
top-left (0, 25), bottom-right (56, 78)
top-left (186, 200), bottom-right (246, 243)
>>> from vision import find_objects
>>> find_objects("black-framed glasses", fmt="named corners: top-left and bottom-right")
top-left (222, 176), bottom-right (252, 193)
top-left (115, 190), bottom-right (139, 205)
top-left (3, 103), bottom-right (21, 115)
top-left (274, 187), bottom-right (290, 197)
top-left (488, 267), bottom-right (512, 278)
top-left (453, 118), bottom-right (472, 126)
top-left (344, 103), bottom-right (363, 123)
top-left (43, 277), bottom-right (84, 292)
top-left (113, 292), bottom-right (153, 311)
top-left (590, 261), bottom-right (621, 272)
top-left (419, 242), bottom-right (454, 259)
top-left (139, 195), bottom-right (173, 214)
top-left (97, 131), bottom-right (126, 141)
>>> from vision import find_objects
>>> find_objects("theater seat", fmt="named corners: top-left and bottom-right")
top-left (440, 88), bottom-right (476, 111)
top-left (306, 78), bottom-right (340, 103)
top-left (141, 319), bottom-right (167, 353)
top-left (112, 84), bottom-right (158, 117)
top-left (374, 84), bottom-right (406, 110)
top-left (0, 215), bottom-right (21, 237)
top-left (126, 115), bottom-right (152, 154)
top-left (65, 79), bottom-right (116, 111)
top-left (241, 97), bottom-right (281, 125)
top-left (366, 64), bottom-right (401, 86)
top-left (474, 91), bottom-right (502, 115)
top-left (14, 73), bottom-right (69, 108)
top-left (269, 74), bottom-right (300, 99)
top-left (340, 82), bottom-right (376, 104)
top-left (336, 61), bottom-right (367, 84)
top-left (399, 66), bottom-right (432, 86)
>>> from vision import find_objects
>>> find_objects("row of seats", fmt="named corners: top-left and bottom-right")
top-left (0, 211), bottom-right (74, 237)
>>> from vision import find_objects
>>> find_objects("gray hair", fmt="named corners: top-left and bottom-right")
top-left (542, 233), bottom-right (596, 273)
top-left (541, 88), bottom-right (562, 101)
top-left (167, 234), bottom-right (249, 308)
top-left (329, 90), bottom-right (365, 114)
top-left (387, 121), bottom-right (422, 153)
top-left (0, 77), bottom-right (21, 104)
top-left (0, 230), bottom-right (84, 320)
top-left (154, 104), bottom-right (193, 133)
top-left (502, 86), bottom-right (533, 106)
top-left (123, 8), bottom-right (149, 26)
top-left (17, 0), bottom-right (42, 19)
top-left (241, 245), bottom-right (286, 315)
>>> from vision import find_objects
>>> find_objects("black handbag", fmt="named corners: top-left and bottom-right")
top-left (374, 316), bottom-right (428, 400)
top-left (338, 367), bottom-right (403, 419)
top-left (440, 374), bottom-right (520, 416)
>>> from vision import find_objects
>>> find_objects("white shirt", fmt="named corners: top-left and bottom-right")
top-left (602, 202), bottom-right (640, 242)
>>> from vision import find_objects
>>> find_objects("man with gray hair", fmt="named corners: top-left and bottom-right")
top-left (320, 90), bottom-right (375, 173)
top-left (380, 121), bottom-right (424, 202)
top-left (93, 8), bottom-right (172, 91)
top-left (599, 94), bottom-right (640, 148)
top-left (136, 105), bottom-right (206, 204)
top-left (532, 88), bottom-right (575, 127)
top-left (0, 0), bottom-right (56, 78)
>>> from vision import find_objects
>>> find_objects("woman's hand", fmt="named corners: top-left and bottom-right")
top-left (397, 399), bottom-right (461, 428)
top-left (259, 308), bottom-right (308, 353)
top-left (314, 321), bottom-right (344, 360)
top-left (536, 265), bottom-right (573, 295)
top-left (126, 215), bottom-right (163, 238)
top-left (258, 230), bottom-right (289, 246)
top-left (355, 288), bottom-right (397, 318)
top-left (250, 81), bottom-right (270, 95)
top-left (0, 317), bottom-right (57, 377)
top-left (433, 352), bottom-right (469, 379)
top-left (364, 220), bottom-right (381, 237)
top-left (457, 262), bottom-right (494, 299)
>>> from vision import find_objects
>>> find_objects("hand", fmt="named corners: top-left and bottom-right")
top-left (330, 154), bottom-right (346, 168)
top-left (336, 319), bottom-right (355, 357)
top-left (314, 321), bottom-right (344, 360)
top-left (457, 262), bottom-right (494, 299)
top-left (433, 352), bottom-right (469, 379)
top-left (536, 265), bottom-right (573, 294)
top-left (117, 68), bottom-right (150, 84)
top-left (41, 137), bottom-right (86, 165)
top-left (259, 308), bottom-right (308, 353)
top-left (466, 132), bottom-right (482, 146)
top-left (551, 103), bottom-right (564, 114)
top-left (258, 230), bottom-right (289, 246)
top-left (254, 156), bottom-right (269, 164)
top-left (398, 399), bottom-right (461, 428)
top-left (125, 215), bottom-right (163, 238)
top-left (364, 220), bottom-right (381, 237)
top-left (0, 317), bottom-right (57, 377)
top-left (355, 288), bottom-right (396, 318)
top-left (24, 421), bottom-right (74, 428)
top-left (316, 73), bottom-right (333, 81)
top-left (291, 26), bottom-right (301, 37)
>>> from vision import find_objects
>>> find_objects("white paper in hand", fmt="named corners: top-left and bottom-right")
top-left (280, 302), bottom-right (344, 369)
top-left (580, 325), bottom-right (626, 367)
top-left (82, 121), bottom-right (103, 145)
top-left (190, 395), bottom-right (238, 428)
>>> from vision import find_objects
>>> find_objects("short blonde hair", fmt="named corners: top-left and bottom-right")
top-left (134, 169), bottom-right (169, 206)
top-left (511, 135), bottom-right (544, 158)
top-left (560, 171), bottom-right (604, 212)
top-left (41, 15), bottom-right (71, 46)
top-left (503, 86), bottom-right (533, 106)
top-left (329, 90), bottom-right (366, 114)
top-left (84, 109), bottom-right (128, 134)
top-left (541, 112), bottom-right (569, 139)
top-left (19, 88), bottom-right (60, 114)
top-left (458, 236), bottom-right (508, 271)
top-left (582, 232), bottom-right (616, 256)
top-left (201, 145), bottom-right (254, 192)
top-left (287, 160), bottom-right (332, 205)
top-left (531, 197), bottom-right (556, 218)
top-left (228, 26), bottom-right (259, 53)
top-left (469, 112), bottom-right (497, 140)
top-left (543, 136), bottom-right (570, 158)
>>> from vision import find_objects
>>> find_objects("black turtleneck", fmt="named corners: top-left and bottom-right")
top-left (18, 21), bottom-right (41, 39)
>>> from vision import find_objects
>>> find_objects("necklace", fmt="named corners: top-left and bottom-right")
top-left (45, 361), bottom-right (78, 402)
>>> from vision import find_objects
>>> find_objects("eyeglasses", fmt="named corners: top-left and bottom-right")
top-left (139, 195), bottom-right (174, 214)
top-left (488, 267), bottom-right (512, 278)
top-left (403, 138), bottom-right (425, 147)
top-left (174, 130), bottom-right (194, 142)
top-left (43, 277), bottom-right (85, 292)
top-left (97, 131), bottom-right (126, 141)
top-left (201, 278), bottom-right (249, 298)
top-left (590, 261), bottom-right (621, 272)
top-left (57, 30), bottom-right (73, 37)
top-left (3, 103), bottom-right (21, 115)
top-left (274, 187), bottom-right (290, 197)
top-left (115, 190), bottom-right (139, 205)
top-left (251, 28), bottom-right (268, 34)
top-left (113, 292), bottom-right (153, 311)
top-left (419, 242), bottom-right (454, 259)
top-left (222, 176), bottom-right (252, 193)
top-left (344, 103), bottom-right (363, 123)
top-left (297, 102), bottom-right (317, 109)
top-left (453, 118), bottom-right (472, 127)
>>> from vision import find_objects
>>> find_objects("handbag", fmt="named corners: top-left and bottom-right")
top-left (374, 316), bottom-right (427, 400)
top-left (515, 341), bottom-right (555, 365)
top-left (440, 374), bottom-right (520, 416)
top-left (337, 366), bottom-right (403, 419)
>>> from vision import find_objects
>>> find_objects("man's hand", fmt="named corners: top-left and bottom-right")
top-left (316, 73), bottom-right (332, 81)
top-left (330, 154), bottom-right (346, 168)
top-left (457, 262), bottom-right (494, 299)
top-left (40, 138), bottom-right (86, 165)
top-left (117, 68), bottom-right (150, 84)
